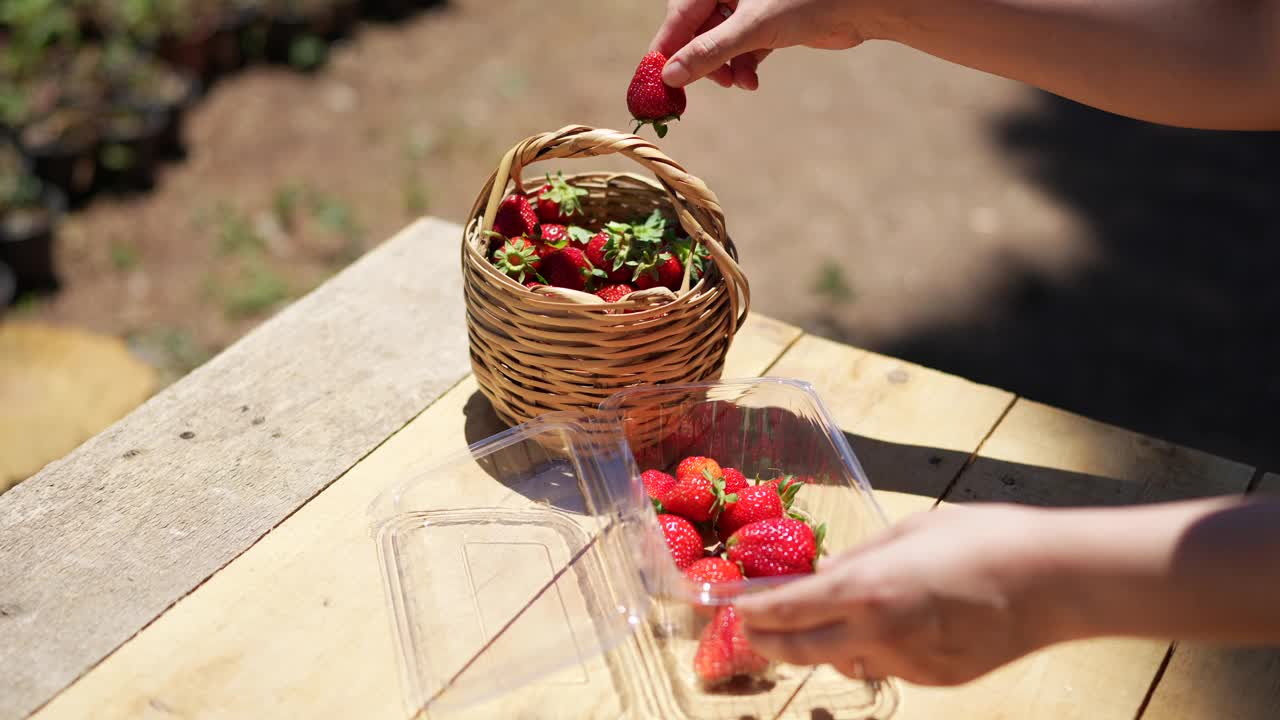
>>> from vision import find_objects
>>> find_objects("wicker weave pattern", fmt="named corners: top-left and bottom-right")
top-left (461, 125), bottom-right (751, 427)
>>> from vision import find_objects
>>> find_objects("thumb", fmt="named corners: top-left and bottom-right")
top-left (663, 13), bottom-right (764, 88)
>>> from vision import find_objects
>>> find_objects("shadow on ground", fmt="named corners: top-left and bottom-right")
top-left (862, 91), bottom-right (1280, 473)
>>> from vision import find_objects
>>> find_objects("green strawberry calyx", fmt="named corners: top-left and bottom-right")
top-left (566, 225), bottom-right (595, 247)
top-left (539, 172), bottom-right (588, 217)
top-left (493, 239), bottom-right (539, 282)
top-left (632, 115), bottom-right (680, 139)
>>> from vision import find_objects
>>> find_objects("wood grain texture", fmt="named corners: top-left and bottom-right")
top-left (889, 398), bottom-right (1257, 720)
top-left (32, 312), bottom-right (800, 720)
top-left (1138, 472), bottom-right (1280, 720)
top-left (0, 218), bottom-right (474, 720)
top-left (764, 334), bottom-right (1016, 498)
top-left (949, 399), bottom-right (1254, 507)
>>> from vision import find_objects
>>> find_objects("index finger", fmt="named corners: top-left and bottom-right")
top-left (735, 569), bottom-right (856, 633)
top-left (649, 0), bottom-right (724, 57)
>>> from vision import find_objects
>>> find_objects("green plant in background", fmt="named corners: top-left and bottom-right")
top-left (220, 259), bottom-right (289, 318)
top-left (309, 190), bottom-right (365, 263)
top-left (272, 184), bottom-right (304, 232)
top-left (109, 240), bottom-right (141, 271)
top-left (402, 171), bottom-right (429, 217)
top-left (127, 326), bottom-right (214, 382)
top-left (289, 35), bottom-right (327, 71)
top-left (0, 0), bottom-right (80, 77)
top-left (812, 260), bottom-right (856, 304)
top-left (214, 204), bottom-right (266, 256)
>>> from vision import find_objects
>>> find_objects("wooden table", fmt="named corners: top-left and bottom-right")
top-left (2, 218), bottom-right (1276, 720)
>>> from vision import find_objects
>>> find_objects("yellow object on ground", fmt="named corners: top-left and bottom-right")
top-left (0, 322), bottom-right (156, 493)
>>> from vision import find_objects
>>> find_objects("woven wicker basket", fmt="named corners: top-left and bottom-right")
top-left (462, 125), bottom-right (750, 428)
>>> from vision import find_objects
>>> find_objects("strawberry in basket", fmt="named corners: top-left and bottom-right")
top-left (535, 172), bottom-right (589, 223)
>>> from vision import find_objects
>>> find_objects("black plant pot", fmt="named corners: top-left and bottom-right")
top-left (0, 185), bottom-right (65, 298)
top-left (329, 0), bottom-right (362, 40)
top-left (146, 72), bottom-right (200, 161)
top-left (361, 0), bottom-right (418, 21)
top-left (156, 24), bottom-right (219, 86)
top-left (264, 15), bottom-right (309, 65)
top-left (211, 9), bottom-right (256, 77)
top-left (0, 260), bottom-right (15, 311)
top-left (96, 108), bottom-right (166, 193)
top-left (20, 118), bottom-right (100, 208)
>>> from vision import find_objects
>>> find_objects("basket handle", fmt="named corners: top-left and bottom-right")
top-left (468, 125), bottom-right (750, 332)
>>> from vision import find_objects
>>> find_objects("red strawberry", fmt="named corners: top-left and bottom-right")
top-left (758, 474), bottom-right (805, 508)
top-left (663, 470), bottom-right (720, 523)
top-left (694, 606), bottom-right (770, 685)
top-left (635, 250), bottom-right (684, 291)
top-left (585, 229), bottom-right (633, 283)
top-left (685, 557), bottom-right (743, 585)
top-left (539, 223), bottom-right (569, 248)
top-left (596, 283), bottom-right (636, 304)
top-left (492, 194), bottom-right (538, 240)
top-left (541, 246), bottom-right (593, 291)
top-left (524, 281), bottom-right (543, 289)
top-left (717, 485), bottom-right (785, 539)
top-left (641, 469), bottom-right (677, 508)
top-left (721, 468), bottom-right (749, 495)
top-left (726, 518), bottom-right (824, 578)
top-left (535, 172), bottom-right (588, 223)
top-left (491, 237), bottom-right (541, 283)
top-left (658, 513), bottom-right (704, 570)
top-left (677, 456), bottom-right (723, 484)
top-left (627, 52), bottom-right (686, 139)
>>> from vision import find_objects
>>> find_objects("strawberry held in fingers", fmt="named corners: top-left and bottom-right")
top-left (627, 52), bottom-right (686, 138)
top-left (694, 606), bottom-right (770, 686)
top-left (535, 172), bottom-right (588, 223)
top-left (658, 513), bottom-right (704, 570)
top-left (726, 517), bottom-right (825, 578)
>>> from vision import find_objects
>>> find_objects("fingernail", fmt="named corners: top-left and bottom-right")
top-left (663, 57), bottom-right (691, 87)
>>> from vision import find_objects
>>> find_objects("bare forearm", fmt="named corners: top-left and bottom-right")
top-left (873, 0), bottom-right (1280, 130)
top-left (1033, 496), bottom-right (1280, 644)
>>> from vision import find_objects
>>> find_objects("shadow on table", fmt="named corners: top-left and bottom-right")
top-left (459, 387), bottom-right (1243, 513)
top-left (855, 91), bottom-right (1280, 474)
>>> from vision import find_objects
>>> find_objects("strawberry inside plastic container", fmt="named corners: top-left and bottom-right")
top-left (368, 378), bottom-right (898, 719)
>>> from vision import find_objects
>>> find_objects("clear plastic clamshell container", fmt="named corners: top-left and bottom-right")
top-left (368, 378), bottom-right (900, 719)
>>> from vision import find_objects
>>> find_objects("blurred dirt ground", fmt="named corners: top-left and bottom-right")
top-left (11, 0), bottom-right (1280, 472)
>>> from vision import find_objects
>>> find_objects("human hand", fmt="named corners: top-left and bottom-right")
top-left (650, 0), bottom-right (886, 90)
top-left (733, 503), bottom-right (1076, 686)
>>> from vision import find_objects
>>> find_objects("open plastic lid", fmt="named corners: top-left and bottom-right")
top-left (368, 415), bottom-right (652, 718)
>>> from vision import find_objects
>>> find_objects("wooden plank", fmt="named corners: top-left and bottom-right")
top-left (948, 399), bottom-right (1254, 507)
top-left (873, 399), bottom-right (1258, 720)
top-left (0, 218), bottom-right (475, 720)
top-left (31, 315), bottom-right (799, 720)
top-left (764, 334), bottom-right (1016, 497)
top-left (1137, 472), bottom-right (1280, 720)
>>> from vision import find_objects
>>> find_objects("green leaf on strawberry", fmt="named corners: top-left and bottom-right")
top-left (568, 225), bottom-right (596, 246)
